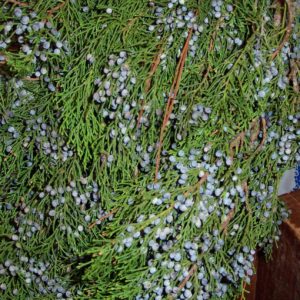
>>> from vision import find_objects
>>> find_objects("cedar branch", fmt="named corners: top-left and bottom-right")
top-left (221, 208), bottom-right (235, 234)
top-left (88, 208), bottom-right (118, 229)
top-left (289, 60), bottom-right (300, 93)
top-left (273, 0), bottom-right (283, 27)
top-left (229, 131), bottom-right (245, 159)
top-left (155, 28), bottom-right (193, 181)
top-left (47, 1), bottom-right (66, 16)
top-left (256, 117), bottom-right (267, 152)
top-left (271, 0), bottom-right (294, 60)
top-left (184, 172), bottom-right (208, 196)
top-left (178, 264), bottom-right (197, 290)
top-left (5, 0), bottom-right (29, 7)
top-left (137, 45), bottom-right (164, 128)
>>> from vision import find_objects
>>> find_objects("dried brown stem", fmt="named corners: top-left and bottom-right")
top-left (23, 76), bottom-right (40, 81)
top-left (184, 172), bottom-right (208, 196)
top-left (228, 119), bottom-right (262, 159)
top-left (145, 48), bottom-right (164, 93)
top-left (155, 28), bottom-right (193, 181)
top-left (176, 264), bottom-right (197, 295)
top-left (209, 18), bottom-right (224, 52)
top-left (256, 117), bottom-right (267, 152)
top-left (88, 208), bottom-right (118, 229)
top-left (203, 18), bottom-right (223, 80)
top-left (221, 208), bottom-right (235, 234)
top-left (137, 46), bottom-right (164, 128)
top-left (239, 281), bottom-right (248, 300)
top-left (242, 181), bottom-right (251, 212)
top-left (4, 151), bottom-right (16, 161)
top-left (273, 0), bottom-right (284, 27)
top-left (271, 0), bottom-right (294, 60)
top-left (289, 60), bottom-right (300, 93)
top-left (202, 65), bottom-right (212, 81)
top-left (229, 131), bottom-right (246, 159)
top-left (250, 119), bottom-right (260, 144)
top-left (47, 1), bottom-right (66, 16)
top-left (5, 0), bottom-right (29, 7)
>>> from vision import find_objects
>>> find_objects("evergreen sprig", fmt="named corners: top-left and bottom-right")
top-left (0, 0), bottom-right (299, 300)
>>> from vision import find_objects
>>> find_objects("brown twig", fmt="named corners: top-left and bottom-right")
top-left (221, 208), bottom-right (235, 234)
top-left (209, 17), bottom-right (224, 52)
top-left (202, 18), bottom-right (223, 81)
top-left (229, 131), bottom-right (246, 159)
top-left (228, 119), bottom-right (261, 158)
top-left (256, 117), bottom-right (267, 152)
top-left (172, 264), bottom-right (197, 298)
top-left (155, 28), bottom-right (193, 181)
top-left (219, 176), bottom-right (250, 237)
top-left (123, 15), bottom-right (142, 35)
top-left (145, 48), bottom-right (164, 93)
top-left (23, 76), bottom-right (40, 81)
top-left (242, 181), bottom-right (251, 212)
top-left (137, 46), bottom-right (164, 128)
top-left (136, 101), bottom-right (145, 129)
top-left (289, 60), bottom-right (300, 93)
top-left (47, 1), bottom-right (66, 16)
top-left (88, 208), bottom-right (118, 229)
top-left (4, 150), bottom-right (16, 161)
top-left (163, 30), bottom-right (193, 125)
top-left (184, 172), bottom-right (208, 196)
top-left (202, 65), bottom-right (212, 81)
top-left (239, 281), bottom-right (248, 300)
top-left (249, 119), bottom-right (260, 144)
top-left (5, 0), bottom-right (29, 7)
top-left (273, 0), bottom-right (284, 27)
top-left (271, 0), bottom-right (294, 60)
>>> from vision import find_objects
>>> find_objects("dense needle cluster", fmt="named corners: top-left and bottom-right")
top-left (0, 1), bottom-right (299, 300)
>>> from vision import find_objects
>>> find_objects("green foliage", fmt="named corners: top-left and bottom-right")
top-left (0, 0), bottom-right (299, 299)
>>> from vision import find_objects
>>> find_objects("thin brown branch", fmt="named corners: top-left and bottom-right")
top-left (273, 0), bottom-right (284, 27)
top-left (163, 30), bottom-right (192, 125)
top-left (221, 208), bottom-right (235, 234)
top-left (228, 119), bottom-right (260, 158)
top-left (229, 131), bottom-right (246, 159)
top-left (203, 18), bottom-right (223, 80)
top-left (123, 15), bottom-right (142, 34)
top-left (5, 0), bottom-right (29, 7)
top-left (145, 47), bottom-right (164, 93)
top-left (239, 281), bottom-right (248, 300)
top-left (88, 208), bottom-right (118, 229)
top-left (289, 59), bottom-right (300, 93)
top-left (155, 28), bottom-right (193, 181)
top-left (209, 17), bottom-right (224, 52)
top-left (184, 172), bottom-right (208, 196)
top-left (47, 1), bottom-right (66, 16)
top-left (137, 45), bottom-right (164, 128)
top-left (256, 117), bottom-right (267, 152)
top-left (202, 65), bottom-right (212, 81)
top-left (23, 76), bottom-right (40, 81)
top-left (242, 182), bottom-right (249, 198)
top-left (271, 0), bottom-right (294, 60)
top-left (242, 181), bottom-right (251, 212)
top-left (4, 151), bottom-right (16, 161)
top-left (179, 264), bottom-right (197, 289)
top-left (250, 119), bottom-right (260, 144)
